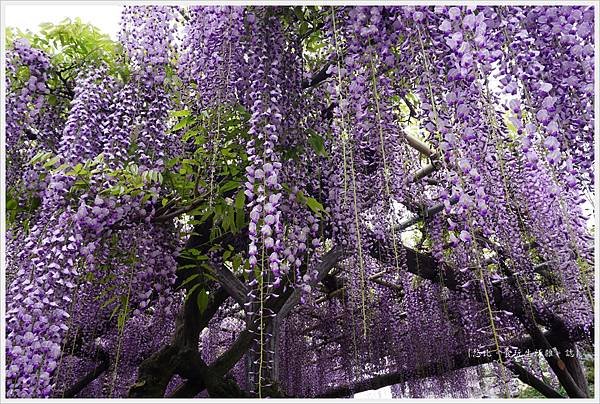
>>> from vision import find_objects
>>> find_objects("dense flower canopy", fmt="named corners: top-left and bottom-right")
top-left (4, 5), bottom-right (596, 399)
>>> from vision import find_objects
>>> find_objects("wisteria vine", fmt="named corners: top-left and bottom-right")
top-left (4, 5), bottom-right (595, 399)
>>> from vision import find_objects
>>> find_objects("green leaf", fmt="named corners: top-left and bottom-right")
top-left (235, 190), bottom-right (246, 210)
top-left (68, 163), bottom-right (84, 175)
top-left (282, 145), bottom-right (304, 161)
top-left (93, 153), bottom-right (105, 164)
top-left (299, 21), bottom-right (310, 37)
top-left (220, 180), bottom-right (239, 194)
top-left (196, 289), bottom-right (209, 315)
top-left (6, 199), bottom-right (18, 210)
top-left (185, 283), bottom-right (202, 301)
top-left (29, 151), bottom-right (52, 165)
top-left (226, 206), bottom-right (237, 233)
top-left (295, 189), bottom-right (307, 204)
top-left (253, 264), bottom-right (262, 283)
top-left (170, 109), bottom-right (191, 117)
top-left (43, 156), bottom-right (60, 169)
top-left (182, 248), bottom-right (200, 257)
top-left (182, 128), bottom-right (199, 142)
top-left (109, 304), bottom-right (120, 322)
top-left (210, 226), bottom-right (222, 241)
top-left (100, 295), bottom-right (119, 309)
top-left (117, 301), bottom-right (128, 330)
top-left (235, 207), bottom-right (245, 232)
top-left (180, 273), bottom-right (200, 287)
top-left (197, 209), bottom-right (213, 225)
top-left (308, 131), bottom-right (327, 157)
top-left (52, 162), bottom-right (71, 173)
top-left (232, 254), bottom-right (242, 273)
top-left (306, 196), bottom-right (325, 216)
top-left (172, 116), bottom-right (190, 132)
top-left (293, 6), bottom-right (305, 21)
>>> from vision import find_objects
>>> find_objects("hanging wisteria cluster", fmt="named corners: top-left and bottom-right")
top-left (4, 4), bottom-right (595, 399)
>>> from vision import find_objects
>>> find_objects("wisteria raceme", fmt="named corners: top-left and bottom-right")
top-left (179, 6), bottom-right (245, 110)
top-left (6, 6), bottom-right (181, 398)
top-left (504, 6), bottom-right (595, 186)
top-left (4, 4), bottom-right (595, 399)
top-left (5, 38), bottom-right (50, 191)
top-left (244, 10), bottom-right (286, 287)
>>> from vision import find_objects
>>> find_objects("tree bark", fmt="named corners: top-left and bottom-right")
top-left (130, 215), bottom-right (590, 399)
top-left (128, 286), bottom-right (228, 397)
top-left (63, 349), bottom-right (110, 398)
top-left (507, 362), bottom-right (563, 398)
top-left (369, 240), bottom-right (590, 398)
top-left (167, 246), bottom-right (344, 397)
top-left (559, 342), bottom-right (590, 397)
top-left (317, 329), bottom-right (577, 398)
